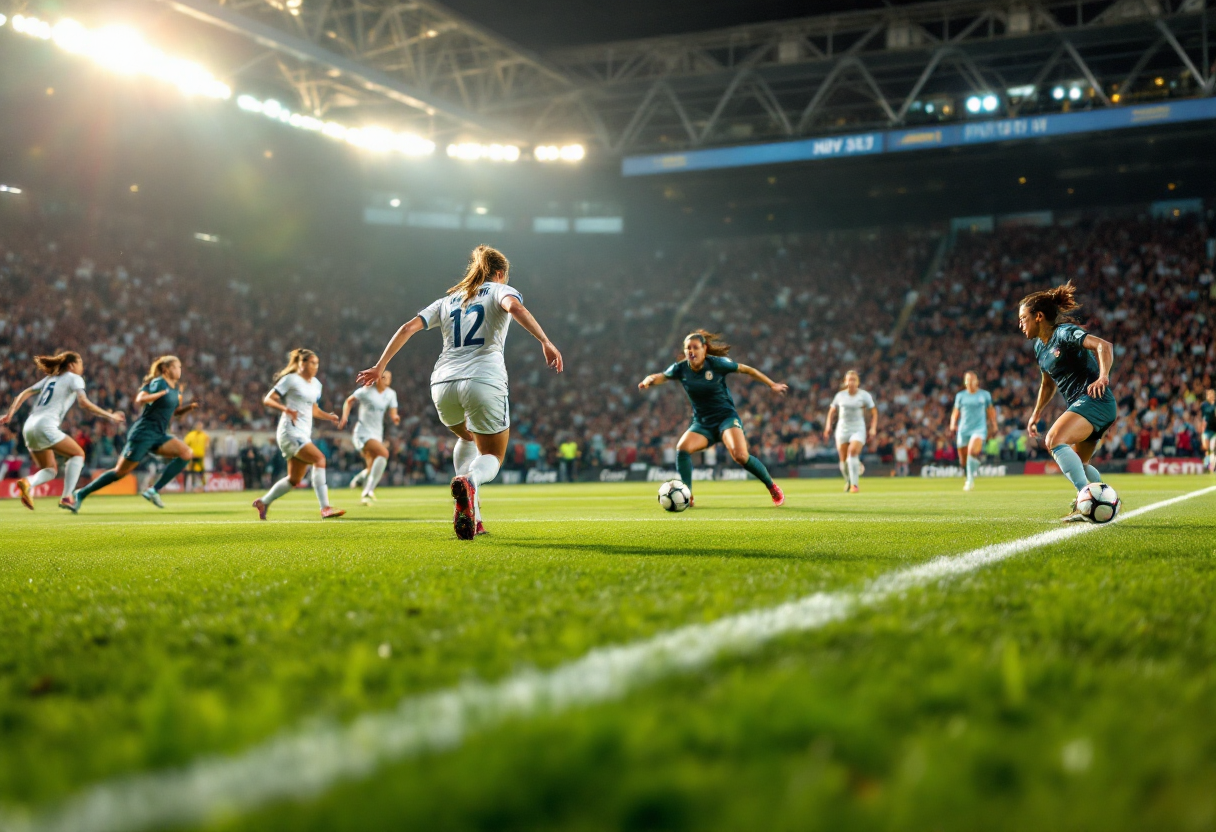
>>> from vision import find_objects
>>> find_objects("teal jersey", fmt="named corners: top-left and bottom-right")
top-left (954, 388), bottom-right (993, 434)
top-left (130, 377), bottom-right (180, 435)
top-left (1033, 323), bottom-right (1104, 407)
top-left (1202, 402), bottom-right (1216, 432)
top-left (664, 356), bottom-right (740, 425)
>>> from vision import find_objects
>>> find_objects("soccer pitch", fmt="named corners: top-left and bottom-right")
top-left (3, 476), bottom-right (1215, 831)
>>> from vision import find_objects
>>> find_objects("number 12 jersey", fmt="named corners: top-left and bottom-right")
top-left (418, 282), bottom-right (522, 386)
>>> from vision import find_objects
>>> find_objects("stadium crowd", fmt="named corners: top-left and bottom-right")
top-left (1, 210), bottom-right (1213, 488)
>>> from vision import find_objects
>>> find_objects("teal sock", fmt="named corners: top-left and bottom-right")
top-left (676, 451), bottom-right (693, 488)
top-left (153, 458), bottom-right (189, 491)
top-left (1051, 445), bottom-right (1089, 492)
top-left (743, 454), bottom-right (774, 488)
top-left (75, 470), bottom-right (120, 503)
top-left (1084, 464), bottom-right (1102, 484)
top-left (966, 457), bottom-right (979, 481)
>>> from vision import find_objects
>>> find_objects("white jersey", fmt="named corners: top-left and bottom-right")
top-left (418, 282), bottom-right (522, 387)
top-left (352, 385), bottom-right (398, 442)
top-left (27, 372), bottom-right (86, 425)
top-left (831, 389), bottom-right (875, 434)
top-left (272, 372), bottom-right (322, 440)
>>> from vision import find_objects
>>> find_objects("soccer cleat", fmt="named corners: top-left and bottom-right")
top-left (1061, 499), bottom-right (1086, 523)
top-left (321, 506), bottom-right (346, 519)
top-left (361, 496), bottom-right (373, 506)
top-left (963, 479), bottom-right (974, 492)
top-left (849, 484), bottom-right (860, 493)
top-left (475, 521), bottom-right (488, 536)
top-left (253, 499), bottom-right (268, 520)
top-left (17, 479), bottom-right (34, 510)
top-left (141, 488), bottom-right (165, 509)
top-left (769, 483), bottom-right (785, 507)
top-left (451, 475), bottom-right (477, 540)
top-left (58, 496), bottom-right (79, 514)
top-left (688, 494), bottom-right (695, 509)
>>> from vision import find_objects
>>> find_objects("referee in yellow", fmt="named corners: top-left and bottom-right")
top-left (183, 422), bottom-right (211, 492)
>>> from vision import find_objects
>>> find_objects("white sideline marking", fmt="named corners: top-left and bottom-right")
top-left (2, 485), bottom-right (1213, 832)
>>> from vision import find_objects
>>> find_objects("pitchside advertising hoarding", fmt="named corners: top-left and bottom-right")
top-left (622, 98), bottom-right (1216, 176)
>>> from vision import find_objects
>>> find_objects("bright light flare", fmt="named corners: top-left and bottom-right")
top-left (534, 144), bottom-right (585, 162)
top-left (11, 14), bottom-right (231, 99)
top-left (446, 143), bottom-right (520, 162)
top-left (238, 95), bottom-right (435, 157)
top-left (0, 185), bottom-right (23, 194)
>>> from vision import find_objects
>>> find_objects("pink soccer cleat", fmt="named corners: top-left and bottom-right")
top-left (321, 506), bottom-right (346, 519)
top-left (253, 499), bottom-right (268, 520)
top-left (769, 483), bottom-right (785, 507)
top-left (475, 521), bottom-right (488, 536)
top-left (451, 476), bottom-right (477, 540)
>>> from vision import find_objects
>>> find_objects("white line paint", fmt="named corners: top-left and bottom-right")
top-left (2, 485), bottom-right (1213, 832)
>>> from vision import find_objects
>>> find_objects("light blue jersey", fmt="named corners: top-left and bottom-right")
top-left (954, 388), bottom-right (993, 445)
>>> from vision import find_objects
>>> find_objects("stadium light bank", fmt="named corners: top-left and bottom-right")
top-left (3, 13), bottom-right (582, 164)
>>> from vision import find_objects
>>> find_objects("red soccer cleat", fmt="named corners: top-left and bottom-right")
top-left (17, 479), bottom-right (34, 510)
top-left (321, 506), bottom-right (346, 519)
top-left (475, 521), bottom-right (488, 536)
top-left (769, 483), bottom-right (785, 507)
top-left (253, 499), bottom-right (268, 520)
top-left (451, 476), bottom-right (477, 540)
top-left (849, 484), bottom-right (860, 493)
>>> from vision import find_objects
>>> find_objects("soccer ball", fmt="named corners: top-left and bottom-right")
top-left (657, 480), bottom-right (692, 512)
top-left (1076, 482), bottom-right (1121, 524)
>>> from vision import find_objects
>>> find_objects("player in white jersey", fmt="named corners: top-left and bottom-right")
top-left (339, 370), bottom-right (400, 505)
top-left (823, 370), bottom-right (877, 493)
top-left (0, 351), bottom-right (125, 511)
top-left (253, 348), bottom-right (345, 520)
top-left (358, 245), bottom-right (563, 539)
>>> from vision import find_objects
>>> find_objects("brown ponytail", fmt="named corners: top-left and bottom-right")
top-left (1020, 281), bottom-right (1081, 325)
top-left (142, 355), bottom-right (180, 384)
top-left (34, 351), bottom-right (81, 376)
top-left (448, 245), bottom-right (509, 307)
top-left (274, 348), bottom-right (317, 381)
top-left (684, 330), bottom-right (731, 357)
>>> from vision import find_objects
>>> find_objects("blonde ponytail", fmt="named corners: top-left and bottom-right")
top-left (448, 245), bottom-right (509, 307)
top-left (274, 348), bottom-right (316, 381)
top-left (142, 355), bottom-right (180, 384)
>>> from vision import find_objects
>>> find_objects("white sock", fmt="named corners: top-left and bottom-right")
top-left (839, 460), bottom-right (848, 482)
top-left (468, 454), bottom-right (501, 489)
top-left (364, 456), bottom-right (387, 497)
top-left (63, 456), bottom-right (84, 496)
top-left (350, 469), bottom-right (367, 488)
top-left (261, 477), bottom-right (294, 506)
top-left (312, 466), bottom-right (330, 509)
top-left (453, 438), bottom-right (478, 476)
top-left (847, 456), bottom-right (861, 486)
top-left (26, 467), bottom-right (57, 488)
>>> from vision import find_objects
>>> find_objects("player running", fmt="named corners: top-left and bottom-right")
top-left (253, 348), bottom-right (345, 520)
top-left (339, 370), bottom-right (400, 505)
top-left (1199, 389), bottom-right (1216, 474)
top-left (0, 351), bottom-right (125, 511)
top-left (70, 355), bottom-right (198, 512)
top-left (949, 371), bottom-right (998, 491)
top-left (1017, 282), bottom-right (1117, 522)
top-left (823, 370), bottom-right (876, 493)
top-left (638, 330), bottom-right (787, 507)
top-left (357, 245), bottom-right (563, 540)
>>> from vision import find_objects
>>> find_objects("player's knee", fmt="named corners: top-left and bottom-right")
top-left (1044, 427), bottom-right (1062, 448)
top-left (375, 448), bottom-right (389, 460)
top-left (730, 448), bottom-right (749, 465)
top-left (182, 449), bottom-right (194, 461)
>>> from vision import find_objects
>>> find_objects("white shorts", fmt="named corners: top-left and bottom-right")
top-left (352, 425), bottom-right (383, 452)
top-left (23, 416), bottom-right (68, 453)
top-left (431, 379), bottom-right (510, 435)
top-left (277, 427), bottom-right (311, 460)
top-left (836, 429), bottom-right (867, 447)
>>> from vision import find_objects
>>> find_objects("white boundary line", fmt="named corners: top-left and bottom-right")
top-left (2, 484), bottom-right (1213, 832)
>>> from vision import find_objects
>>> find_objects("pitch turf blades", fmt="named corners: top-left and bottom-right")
top-left (1, 477), bottom-right (1214, 830)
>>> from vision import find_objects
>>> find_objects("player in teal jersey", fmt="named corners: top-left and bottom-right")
top-left (68, 355), bottom-right (199, 512)
top-left (1198, 389), bottom-right (1216, 473)
top-left (639, 330), bottom-right (787, 507)
top-left (1017, 282), bottom-right (1118, 522)
top-left (949, 371), bottom-right (998, 491)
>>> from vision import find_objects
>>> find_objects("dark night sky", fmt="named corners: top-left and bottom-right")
top-left (439, 0), bottom-right (923, 51)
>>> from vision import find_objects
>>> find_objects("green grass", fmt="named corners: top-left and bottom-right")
top-left (2, 475), bottom-right (1215, 830)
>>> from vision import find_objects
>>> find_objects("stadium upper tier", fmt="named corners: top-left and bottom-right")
top-left (1, 211), bottom-right (1212, 481)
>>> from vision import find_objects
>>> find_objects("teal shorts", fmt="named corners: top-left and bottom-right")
top-left (122, 429), bottom-right (173, 462)
top-left (1066, 392), bottom-right (1117, 440)
top-left (956, 428), bottom-right (987, 448)
top-left (688, 414), bottom-right (743, 446)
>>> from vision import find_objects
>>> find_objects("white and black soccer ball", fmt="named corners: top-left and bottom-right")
top-left (1076, 482), bottom-right (1121, 524)
top-left (657, 480), bottom-right (692, 512)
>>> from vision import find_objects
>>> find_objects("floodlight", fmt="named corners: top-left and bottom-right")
top-left (965, 96), bottom-right (981, 113)
top-left (1052, 86), bottom-right (1065, 100)
top-left (1068, 87), bottom-right (1082, 101)
top-left (981, 94), bottom-right (999, 112)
